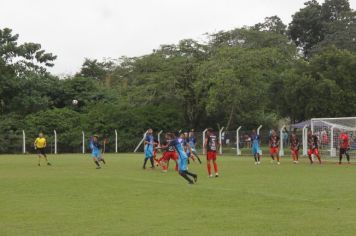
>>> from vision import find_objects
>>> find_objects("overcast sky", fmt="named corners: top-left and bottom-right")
top-left (0, 0), bottom-right (355, 75)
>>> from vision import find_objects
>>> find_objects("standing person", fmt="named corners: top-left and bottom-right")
top-left (205, 128), bottom-right (220, 177)
top-left (89, 135), bottom-right (106, 169)
top-left (143, 128), bottom-right (155, 169)
top-left (250, 129), bottom-right (261, 165)
top-left (339, 130), bottom-right (350, 165)
top-left (34, 132), bottom-right (51, 166)
top-left (290, 130), bottom-right (300, 164)
top-left (307, 130), bottom-right (322, 164)
top-left (188, 131), bottom-right (202, 164)
top-left (167, 133), bottom-right (197, 184)
top-left (269, 130), bottom-right (281, 165)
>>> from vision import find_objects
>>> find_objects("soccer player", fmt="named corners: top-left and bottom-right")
top-left (250, 129), bottom-right (261, 165)
top-left (339, 130), bottom-right (350, 165)
top-left (155, 134), bottom-right (178, 172)
top-left (34, 132), bottom-right (51, 166)
top-left (205, 128), bottom-right (219, 177)
top-left (290, 130), bottom-right (300, 164)
top-left (188, 131), bottom-right (202, 164)
top-left (307, 130), bottom-right (322, 164)
top-left (89, 135), bottom-right (106, 169)
top-left (269, 129), bottom-right (280, 164)
top-left (167, 133), bottom-right (198, 184)
top-left (143, 128), bottom-right (155, 169)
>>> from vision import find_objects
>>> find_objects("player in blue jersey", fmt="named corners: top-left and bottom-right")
top-left (167, 133), bottom-right (198, 184)
top-left (250, 129), bottom-right (261, 165)
top-left (143, 128), bottom-right (155, 169)
top-left (188, 131), bottom-right (202, 164)
top-left (89, 135), bottom-right (106, 169)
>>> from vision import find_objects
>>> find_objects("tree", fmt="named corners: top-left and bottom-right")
top-left (254, 16), bottom-right (287, 35)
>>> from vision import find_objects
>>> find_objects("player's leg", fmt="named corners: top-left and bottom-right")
top-left (307, 149), bottom-right (313, 164)
top-left (192, 150), bottom-right (202, 164)
top-left (270, 148), bottom-right (275, 161)
top-left (314, 149), bottom-right (321, 164)
top-left (276, 150), bottom-right (280, 164)
top-left (345, 149), bottom-right (350, 164)
top-left (295, 150), bottom-right (299, 162)
top-left (207, 152), bottom-right (212, 177)
top-left (93, 156), bottom-right (101, 169)
top-left (178, 158), bottom-right (194, 184)
top-left (339, 149), bottom-right (343, 164)
top-left (142, 157), bottom-right (149, 169)
top-left (212, 153), bottom-right (218, 177)
top-left (257, 152), bottom-right (261, 164)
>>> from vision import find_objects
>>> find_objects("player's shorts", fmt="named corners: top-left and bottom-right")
top-left (36, 148), bottom-right (46, 155)
top-left (308, 148), bottom-right (319, 156)
top-left (252, 146), bottom-right (260, 156)
top-left (162, 151), bottom-right (177, 162)
top-left (178, 157), bottom-right (188, 171)
top-left (92, 150), bottom-right (101, 159)
top-left (144, 146), bottom-right (153, 158)
top-left (340, 148), bottom-right (349, 155)
top-left (270, 147), bottom-right (279, 155)
top-left (291, 148), bottom-right (299, 156)
top-left (207, 151), bottom-right (217, 161)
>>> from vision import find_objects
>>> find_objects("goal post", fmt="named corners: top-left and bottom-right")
top-left (310, 117), bottom-right (356, 158)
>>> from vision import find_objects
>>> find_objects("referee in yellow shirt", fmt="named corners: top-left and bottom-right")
top-left (34, 133), bottom-right (51, 166)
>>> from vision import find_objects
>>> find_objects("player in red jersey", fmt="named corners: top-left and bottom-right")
top-left (339, 130), bottom-right (350, 165)
top-left (290, 130), bottom-right (300, 164)
top-left (155, 134), bottom-right (178, 172)
top-left (269, 130), bottom-right (281, 164)
top-left (307, 130), bottom-right (321, 164)
top-left (205, 128), bottom-right (220, 177)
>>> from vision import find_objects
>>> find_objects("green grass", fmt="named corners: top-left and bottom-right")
top-left (1, 153), bottom-right (356, 236)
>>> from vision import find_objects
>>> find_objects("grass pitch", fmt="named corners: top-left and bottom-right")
top-left (1, 153), bottom-right (356, 236)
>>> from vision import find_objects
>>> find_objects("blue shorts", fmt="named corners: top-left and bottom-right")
top-left (144, 145), bottom-right (153, 158)
top-left (92, 151), bottom-right (101, 159)
top-left (252, 146), bottom-right (260, 156)
top-left (178, 157), bottom-right (188, 171)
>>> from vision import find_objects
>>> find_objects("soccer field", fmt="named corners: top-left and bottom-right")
top-left (1, 154), bottom-right (356, 236)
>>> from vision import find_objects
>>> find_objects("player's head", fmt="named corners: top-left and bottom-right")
top-left (39, 132), bottom-right (44, 138)
top-left (167, 132), bottom-right (175, 139)
top-left (252, 129), bottom-right (256, 134)
top-left (271, 129), bottom-right (276, 136)
top-left (308, 130), bottom-right (312, 136)
top-left (180, 133), bottom-right (185, 138)
top-left (147, 128), bottom-right (153, 134)
top-left (184, 132), bottom-right (189, 138)
top-left (207, 128), bottom-right (214, 135)
top-left (189, 131), bottom-right (194, 137)
top-left (93, 135), bottom-right (99, 141)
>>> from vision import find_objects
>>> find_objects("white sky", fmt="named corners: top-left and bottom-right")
top-left (0, 0), bottom-right (355, 75)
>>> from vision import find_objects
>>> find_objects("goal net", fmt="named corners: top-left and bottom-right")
top-left (311, 117), bottom-right (356, 158)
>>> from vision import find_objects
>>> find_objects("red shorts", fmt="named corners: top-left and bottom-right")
top-left (162, 151), bottom-right (177, 161)
top-left (308, 148), bottom-right (319, 156)
top-left (291, 149), bottom-right (299, 156)
top-left (207, 151), bottom-right (217, 161)
top-left (270, 147), bottom-right (279, 155)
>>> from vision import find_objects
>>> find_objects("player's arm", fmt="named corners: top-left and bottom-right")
top-left (204, 137), bottom-right (209, 152)
top-left (44, 139), bottom-right (47, 148)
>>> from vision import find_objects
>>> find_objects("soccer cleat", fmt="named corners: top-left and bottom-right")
top-left (215, 173), bottom-right (219, 178)
top-left (38, 163), bottom-right (40, 166)
top-left (96, 166), bottom-right (101, 169)
top-left (47, 162), bottom-right (52, 166)
top-left (257, 162), bottom-right (261, 165)
top-left (255, 162), bottom-right (258, 165)
top-left (209, 174), bottom-right (213, 178)
top-left (277, 162), bottom-right (280, 165)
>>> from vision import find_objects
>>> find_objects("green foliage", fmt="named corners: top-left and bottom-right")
top-left (1, 2), bottom-right (356, 153)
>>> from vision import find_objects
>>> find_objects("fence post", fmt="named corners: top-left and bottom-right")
top-left (82, 131), bottom-right (85, 154)
top-left (257, 125), bottom-right (263, 135)
top-left (330, 126), bottom-right (335, 157)
top-left (279, 125), bottom-right (286, 156)
top-left (202, 129), bottom-right (208, 154)
top-left (54, 130), bottom-right (57, 154)
top-left (157, 130), bottom-right (163, 147)
top-left (134, 131), bottom-right (148, 152)
top-left (115, 129), bottom-right (118, 153)
top-left (219, 127), bottom-right (225, 155)
top-left (302, 125), bottom-right (308, 156)
top-left (22, 130), bottom-right (26, 154)
top-left (236, 126), bottom-right (242, 155)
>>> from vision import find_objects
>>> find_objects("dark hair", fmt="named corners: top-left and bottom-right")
top-left (207, 128), bottom-right (213, 132)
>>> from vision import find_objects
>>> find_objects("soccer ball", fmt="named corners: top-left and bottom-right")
top-left (72, 99), bottom-right (78, 105)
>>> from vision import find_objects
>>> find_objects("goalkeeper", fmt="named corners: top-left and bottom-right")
top-left (339, 130), bottom-right (350, 164)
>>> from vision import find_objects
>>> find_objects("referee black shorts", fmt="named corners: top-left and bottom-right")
top-left (37, 148), bottom-right (46, 156)
top-left (340, 148), bottom-right (349, 155)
